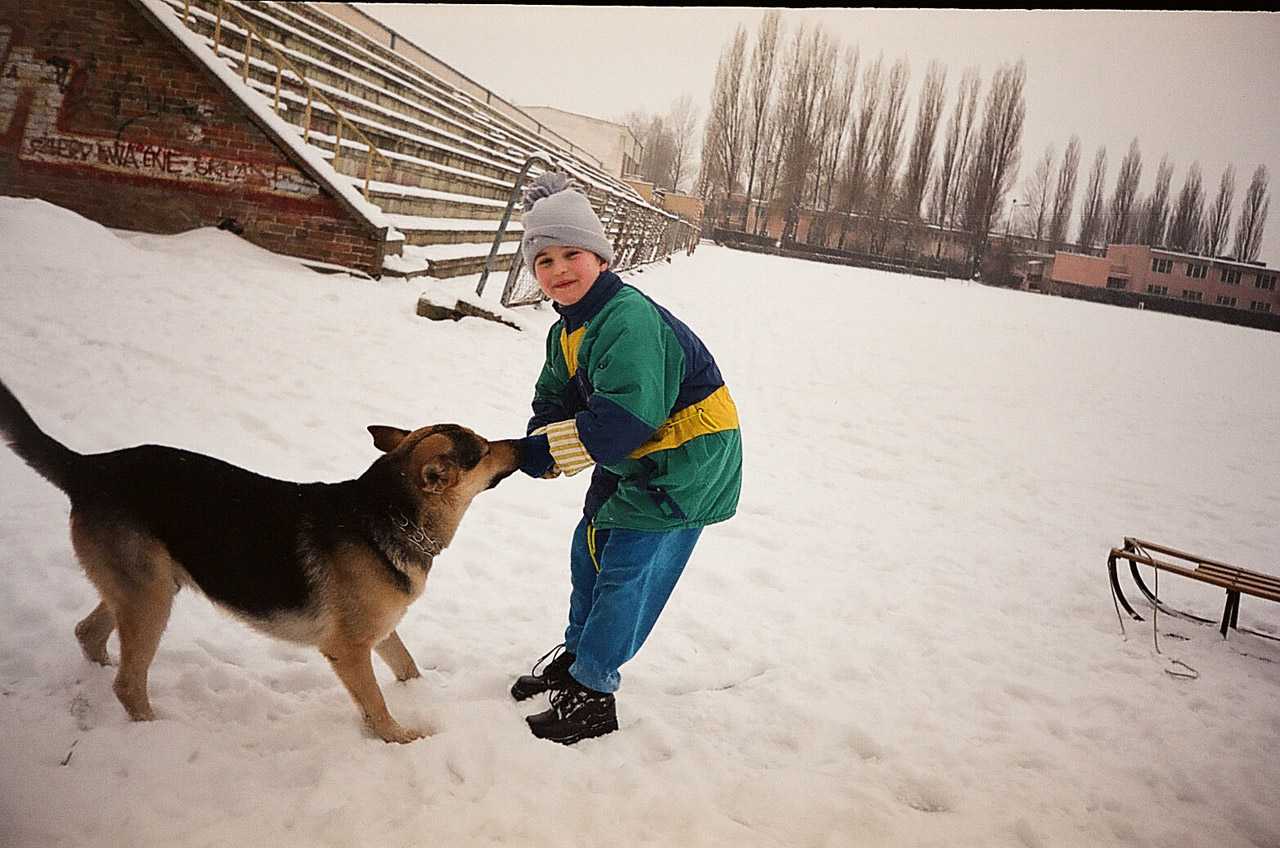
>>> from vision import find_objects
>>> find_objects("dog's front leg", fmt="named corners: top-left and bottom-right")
top-left (320, 641), bottom-right (423, 743)
top-left (375, 630), bottom-right (421, 682)
top-left (75, 602), bottom-right (116, 666)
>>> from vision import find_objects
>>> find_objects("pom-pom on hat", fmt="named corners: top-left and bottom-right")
top-left (520, 172), bottom-right (614, 269)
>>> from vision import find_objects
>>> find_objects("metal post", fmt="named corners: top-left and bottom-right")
top-left (1221, 590), bottom-right (1240, 637)
top-left (332, 118), bottom-right (342, 171)
top-left (476, 154), bottom-right (555, 298)
top-left (499, 251), bottom-right (527, 307)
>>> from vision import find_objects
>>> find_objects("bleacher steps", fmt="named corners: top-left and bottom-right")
top-left (149, 0), bottom-right (675, 283)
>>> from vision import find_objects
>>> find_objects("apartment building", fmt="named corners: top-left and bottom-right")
top-left (1032, 244), bottom-right (1279, 314)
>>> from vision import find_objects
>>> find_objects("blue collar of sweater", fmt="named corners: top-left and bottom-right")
top-left (554, 270), bottom-right (624, 329)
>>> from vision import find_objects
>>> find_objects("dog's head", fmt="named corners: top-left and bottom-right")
top-left (367, 423), bottom-right (522, 502)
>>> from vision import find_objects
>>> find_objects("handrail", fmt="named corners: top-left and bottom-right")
top-left (182, 0), bottom-right (393, 200)
top-left (475, 154), bottom-right (555, 299)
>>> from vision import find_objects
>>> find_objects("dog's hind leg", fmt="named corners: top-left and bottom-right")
top-left (74, 602), bottom-right (115, 665)
top-left (109, 576), bottom-right (175, 722)
top-left (73, 521), bottom-right (177, 723)
top-left (375, 630), bottom-right (421, 682)
top-left (321, 638), bottom-right (423, 743)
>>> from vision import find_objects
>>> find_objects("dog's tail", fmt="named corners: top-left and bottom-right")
top-left (0, 378), bottom-right (81, 493)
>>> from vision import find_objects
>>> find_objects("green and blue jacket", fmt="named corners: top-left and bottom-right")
top-left (520, 271), bottom-right (742, 531)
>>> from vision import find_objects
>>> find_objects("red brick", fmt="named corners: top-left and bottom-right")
top-left (0, 0), bottom-right (386, 276)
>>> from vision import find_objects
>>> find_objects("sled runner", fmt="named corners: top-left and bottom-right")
top-left (1107, 537), bottom-right (1280, 641)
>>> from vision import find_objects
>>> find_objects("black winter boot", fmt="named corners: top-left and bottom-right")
top-left (510, 645), bottom-right (576, 702)
top-left (526, 678), bottom-right (618, 745)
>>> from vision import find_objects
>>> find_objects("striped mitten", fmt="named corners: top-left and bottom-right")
top-left (536, 419), bottom-right (595, 477)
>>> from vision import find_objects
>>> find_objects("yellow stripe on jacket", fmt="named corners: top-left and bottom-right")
top-left (630, 385), bottom-right (739, 460)
top-left (560, 327), bottom-right (585, 378)
top-left (556, 327), bottom-right (739, 462)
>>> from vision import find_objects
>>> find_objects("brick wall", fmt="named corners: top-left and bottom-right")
top-left (0, 0), bottom-right (388, 275)
top-left (1041, 278), bottom-right (1280, 333)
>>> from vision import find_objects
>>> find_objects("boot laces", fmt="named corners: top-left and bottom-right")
top-left (549, 681), bottom-right (588, 716)
top-left (530, 643), bottom-right (566, 676)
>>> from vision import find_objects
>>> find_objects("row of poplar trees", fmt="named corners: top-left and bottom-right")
top-left (699, 11), bottom-right (1270, 265)
top-left (1028, 138), bottom-right (1271, 263)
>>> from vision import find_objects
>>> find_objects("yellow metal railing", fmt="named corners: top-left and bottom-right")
top-left (182, 0), bottom-right (392, 200)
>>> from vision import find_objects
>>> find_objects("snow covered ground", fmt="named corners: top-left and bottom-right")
top-left (2, 196), bottom-right (1279, 848)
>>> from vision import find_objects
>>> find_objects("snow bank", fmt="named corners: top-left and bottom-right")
top-left (2, 197), bottom-right (1279, 848)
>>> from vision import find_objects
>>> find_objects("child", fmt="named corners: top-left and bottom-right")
top-left (511, 172), bottom-right (742, 744)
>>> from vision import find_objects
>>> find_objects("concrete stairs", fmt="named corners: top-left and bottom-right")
top-left (151, 0), bottom-right (681, 285)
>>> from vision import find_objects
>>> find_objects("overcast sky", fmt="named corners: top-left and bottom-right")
top-left (353, 5), bottom-right (1280, 266)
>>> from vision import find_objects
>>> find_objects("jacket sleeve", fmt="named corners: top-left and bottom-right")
top-left (527, 322), bottom-right (571, 433)
top-left (520, 323), bottom-right (570, 478)
top-left (573, 299), bottom-right (684, 467)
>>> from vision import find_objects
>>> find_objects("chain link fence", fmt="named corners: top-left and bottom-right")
top-left (478, 158), bottom-right (700, 309)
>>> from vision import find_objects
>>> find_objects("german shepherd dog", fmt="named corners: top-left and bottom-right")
top-left (0, 378), bottom-right (522, 743)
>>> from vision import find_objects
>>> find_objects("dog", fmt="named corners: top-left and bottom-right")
top-left (0, 378), bottom-right (522, 743)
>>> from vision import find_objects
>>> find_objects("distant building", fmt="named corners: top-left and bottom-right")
top-left (624, 179), bottom-right (704, 228)
top-left (625, 179), bottom-right (658, 205)
top-left (660, 192), bottom-right (705, 225)
top-left (1025, 244), bottom-right (1278, 314)
top-left (521, 106), bottom-right (642, 181)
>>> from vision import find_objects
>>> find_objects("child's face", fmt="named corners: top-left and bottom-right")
top-left (533, 245), bottom-right (607, 307)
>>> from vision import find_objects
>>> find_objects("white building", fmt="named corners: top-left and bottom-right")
top-left (520, 106), bottom-right (642, 181)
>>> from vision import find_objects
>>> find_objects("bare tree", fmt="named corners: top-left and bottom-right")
top-left (624, 110), bottom-right (673, 188)
top-left (1077, 146), bottom-right (1108, 252)
top-left (743, 11), bottom-right (781, 223)
top-left (1139, 155), bottom-right (1173, 247)
top-left (806, 45), bottom-right (857, 245)
top-left (773, 24), bottom-right (834, 241)
top-left (756, 109), bottom-right (783, 233)
top-left (1047, 134), bottom-right (1081, 251)
top-left (900, 59), bottom-right (947, 222)
top-left (1166, 163), bottom-right (1204, 253)
top-left (666, 96), bottom-right (700, 193)
top-left (930, 65), bottom-right (981, 233)
top-left (627, 106), bottom-right (697, 194)
top-left (868, 56), bottom-right (911, 252)
top-left (1233, 164), bottom-right (1270, 262)
top-left (818, 46), bottom-right (858, 212)
top-left (963, 59), bottom-right (1026, 268)
top-left (699, 26), bottom-right (748, 205)
top-left (1020, 144), bottom-right (1054, 243)
top-left (836, 51), bottom-right (883, 248)
top-left (1203, 165), bottom-right (1235, 257)
top-left (1105, 137), bottom-right (1142, 244)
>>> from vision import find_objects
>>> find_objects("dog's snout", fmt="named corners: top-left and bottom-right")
top-left (483, 439), bottom-right (523, 489)
top-left (502, 437), bottom-right (524, 463)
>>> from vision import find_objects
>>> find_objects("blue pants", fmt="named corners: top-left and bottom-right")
top-left (564, 517), bottom-right (702, 694)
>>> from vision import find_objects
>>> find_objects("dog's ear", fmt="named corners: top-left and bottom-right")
top-left (419, 460), bottom-right (457, 494)
top-left (368, 425), bottom-right (411, 453)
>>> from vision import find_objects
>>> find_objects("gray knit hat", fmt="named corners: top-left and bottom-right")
top-left (520, 172), bottom-right (614, 269)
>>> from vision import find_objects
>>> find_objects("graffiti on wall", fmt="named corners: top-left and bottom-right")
top-left (0, 27), bottom-right (320, 200)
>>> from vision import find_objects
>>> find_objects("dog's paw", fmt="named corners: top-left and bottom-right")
top-left (386, 662), bottom-right (421, 683)
top-left (376, 721), bottom-right (425, 744)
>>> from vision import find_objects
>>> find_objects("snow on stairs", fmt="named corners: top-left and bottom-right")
top-left (155, 0), bottom-right (661, 284)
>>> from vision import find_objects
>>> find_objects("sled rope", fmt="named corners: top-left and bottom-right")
top-left (1137, 541), bottom-right (1200, 679)
top-left (1112, 541), bottom-right (1199, 679)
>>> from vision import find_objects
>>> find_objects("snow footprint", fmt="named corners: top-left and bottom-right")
top-left (895, 773), bottom-right (957, 814)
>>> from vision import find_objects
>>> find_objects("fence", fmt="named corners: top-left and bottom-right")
top-left (711, 228), bottom-right (968, 279)
top-left (478, 157), bottom-right (700, 309)
top-left (182, 0), bottom-right (392, 200)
